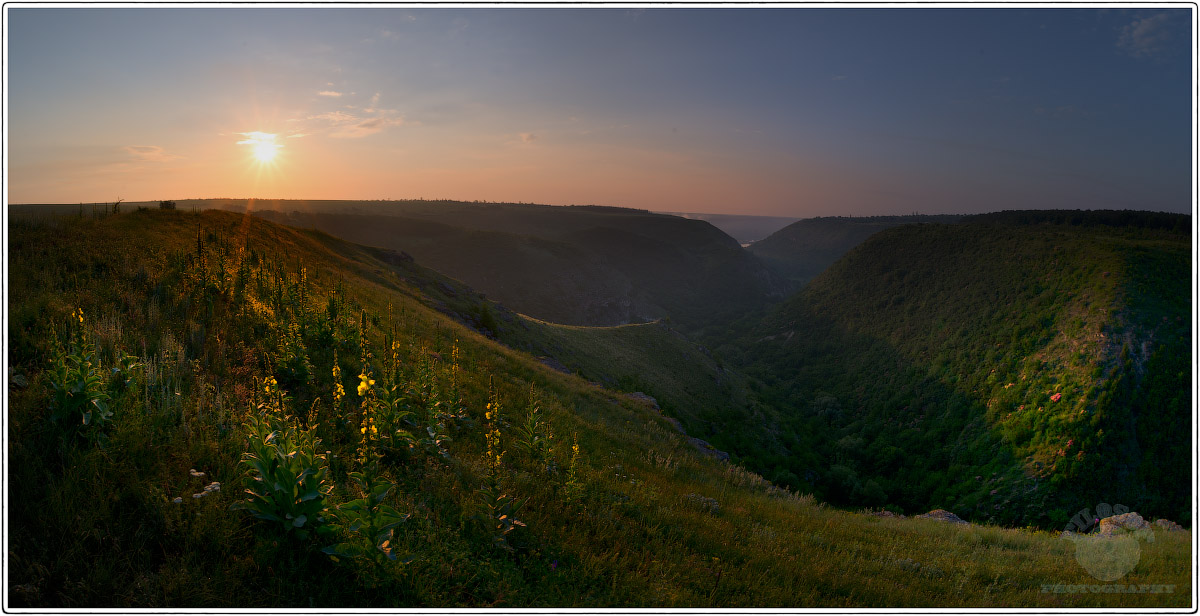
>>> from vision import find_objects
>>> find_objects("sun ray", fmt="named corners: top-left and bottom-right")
top-left (237, 131), bottom-right (282, 165)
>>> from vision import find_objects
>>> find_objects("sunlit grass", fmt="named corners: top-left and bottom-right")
top-left (6, 209), bottom-right (1190, 608)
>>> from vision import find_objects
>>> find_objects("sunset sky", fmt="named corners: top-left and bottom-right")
top-left (5, 6), bottom-right (1194, 217)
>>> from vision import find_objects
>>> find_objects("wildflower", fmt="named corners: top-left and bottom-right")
top-left (332, 353), bottom-right (344, 404)
top-left (189, 469), bottom-right (205, 477)
top-left (550, 560), bottom-right (558, 570)
top-left (192, 492), bottom-right (207, 499)
top-left (1050, 393), bottom-right (1063, 402)
top-left (172, 497), bottom-right (183, 504)
top-left (204, 481), bottom-right (221, 492)
top-left (357, 373), bottom-right (374, 397)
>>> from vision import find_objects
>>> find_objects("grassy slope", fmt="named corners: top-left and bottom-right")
top-left (5, 209), bottom-right (1190, 608)
top-left (221, 199), bottom-right (782, 330)
top-left (252, 210), bottom-right (648, 326)
top-left (497, 318), bottom-right (785, 465)
top-left (723, 216), bottom-right (1191, 527)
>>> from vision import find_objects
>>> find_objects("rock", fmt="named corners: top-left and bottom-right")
top-left (868, 509), bottom-right (905, 519)
top-left (687, 437), bottom-right (730, 462)
top-left (626, 392), bottom-right (659, 409)
top-left (537, 356), bottom-right (571, 375)
top-left (377, 249), bottom-right (413, 265)
top-left (915, 509), bottom-right (969, 525)
top-left (664, 417), bottom-right (686, 434)
top-left (1096, 512), bottom-right (1151, 538)
top-left (1154, 518), bottom-right (1186, 532)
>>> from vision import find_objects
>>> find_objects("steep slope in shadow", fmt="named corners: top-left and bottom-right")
top-left (250, 203), bottom-right (783, 331)
top-left (724, 214), bottom-right (1190, 526)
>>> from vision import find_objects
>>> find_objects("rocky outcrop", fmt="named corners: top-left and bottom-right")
top-left (626, 392), bottom-right (659, 408)
top-left (915, 509), bottom-right (969, 525)
top-left (688, 437), bottom-right (731, 462)
top-left (1096, 512), bottom-right (1151, 538)
top-left (537, 356), bottom-right (572, 375)
top-left (1154, 518), bottom-right (1186, 532)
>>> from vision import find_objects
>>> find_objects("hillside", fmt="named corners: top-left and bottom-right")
top-left (747, 215), bottom-right (962, 288)
top-left (497, 318), bottom-right (782, 467)
top-left (212, 200), bottom-right (783, 330)
top-left (721, 213), bottom-right (1191, 528)
top-left (7, 208), bottom-right (1190, 608)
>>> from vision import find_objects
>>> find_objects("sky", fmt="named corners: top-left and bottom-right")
top-left (5, 5), bottom-right (1194, 217)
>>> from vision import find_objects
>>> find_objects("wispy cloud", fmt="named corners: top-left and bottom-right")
top-left (309, 104), bottom-right (405, 138)
top-left (1118, 13), bottom-right (1175, 58)
top-left (309, 110), bottom-right (359, 124)
top-left (330, 116), bottom-right (404, 139)
top-left (519, 132), bottom-right (538, 144)
top-left (317, 90), bottom-right (344, 97)
top-left (123, 145), bottom-right (181, 162)
top-left (364, 92), bottom-right (395, 114)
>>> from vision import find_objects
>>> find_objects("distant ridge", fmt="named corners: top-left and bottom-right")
top-left (747, 214), bottom-right (962, 289)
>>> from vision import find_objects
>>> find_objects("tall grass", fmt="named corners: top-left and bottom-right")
top-left (7, 209), bottom-right (1191, 608)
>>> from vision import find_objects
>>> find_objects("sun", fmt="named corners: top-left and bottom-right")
top-left (253, 141), bottom-right (279, 163)
top-left (237, 131), bottom-right (282, 165)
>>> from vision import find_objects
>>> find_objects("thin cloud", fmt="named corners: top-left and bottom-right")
top-left (123, 145), bottom-right (181, 162)
top-left (519, 132), bottom-right (538, 144)
top-left (307, 92), bottom-right (405, 138)
top-left (317, 90), bottom-right (344, 97)
top-left (364, 92), bottom-right (382, 113)
top-left (1118, 13), bottom-right (1174, 58)
top-left (236, 131), bottom-right (278, 144)
top-left (309, 111), bottom-right (358, 124)
top-left (330, 116), bottom-right (404, 139)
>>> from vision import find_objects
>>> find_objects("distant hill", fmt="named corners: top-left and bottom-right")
top-left (747, 215), bottom-right (962, 288)
top-left (720, 212), bottom-right (1191, 527)
top-left (654, 212), bottom-right (800, 244)
top-left (229, 200), bottom-right (784, 330)
top-left (13, 208), bottom-right (1194, 608)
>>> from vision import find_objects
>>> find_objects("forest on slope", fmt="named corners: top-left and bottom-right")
top-left (4, 205), bottom-right (1191, 608)
top-left (720, 212), bottom-right (1191, 527)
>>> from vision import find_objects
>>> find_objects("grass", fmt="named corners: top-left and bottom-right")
top-left (6, 207), bottom-right (1192, 608)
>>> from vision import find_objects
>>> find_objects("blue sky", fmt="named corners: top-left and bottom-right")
top-left (5, 6), bottom-right (1193, 216)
